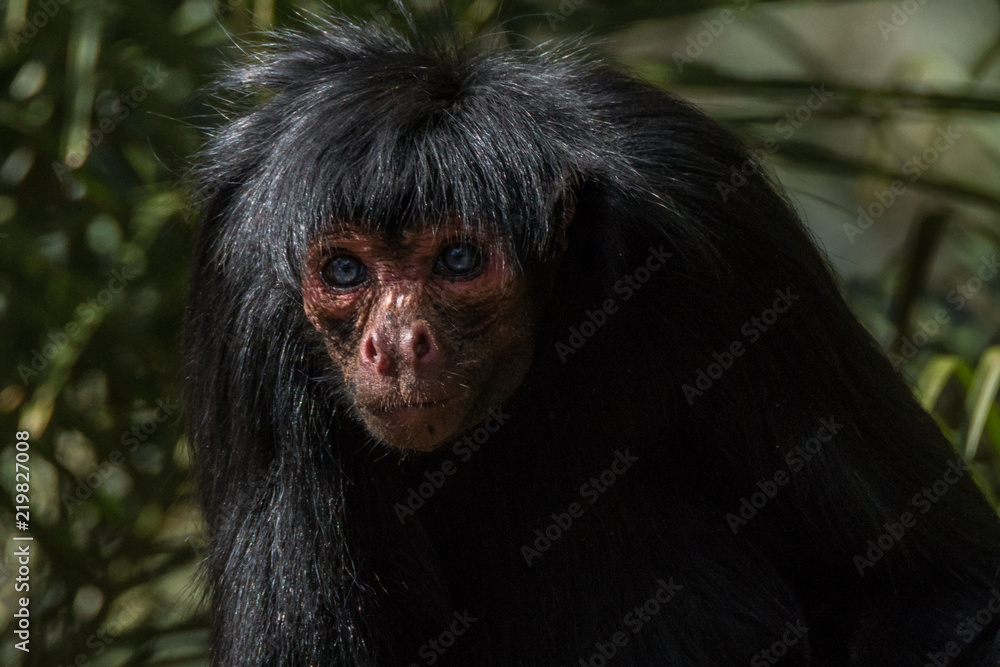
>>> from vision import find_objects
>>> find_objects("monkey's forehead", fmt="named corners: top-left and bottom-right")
top-left (307, 220), bottom-right (511, 266)
top-left (320, 218), bottom-right (501, 243)
top-left (197, 28), bottom-right (623, 264)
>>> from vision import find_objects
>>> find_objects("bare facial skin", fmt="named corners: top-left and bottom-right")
top-left (302, 221), bottom-right (541, 451)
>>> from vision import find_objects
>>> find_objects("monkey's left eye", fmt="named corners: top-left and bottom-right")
top-left (435, 243), bottom-right (484, 278)
top-left (322, 255), bottom-right (367, 288)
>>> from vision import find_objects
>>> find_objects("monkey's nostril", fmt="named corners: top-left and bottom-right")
top-left (412, 331), bottom-right (430, 359)
top-left (362, 332), bottom-right (394, 375)
top-left (408, 324), bottom-right (439, 368)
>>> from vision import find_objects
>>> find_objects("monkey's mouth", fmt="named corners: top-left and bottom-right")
top-left (361, 396), bottom-right (453, 416)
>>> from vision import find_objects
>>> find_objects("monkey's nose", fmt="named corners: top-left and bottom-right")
top-left (361, 323), bottom-right (440, 376)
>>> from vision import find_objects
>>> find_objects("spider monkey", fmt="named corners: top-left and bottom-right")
top-left (185, 17), bottom-right (1000, 667)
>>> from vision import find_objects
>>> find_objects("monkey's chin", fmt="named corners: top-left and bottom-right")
top-left (360, 400), bottom-right (464, 452)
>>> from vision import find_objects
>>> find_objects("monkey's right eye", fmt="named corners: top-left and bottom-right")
top-left (321, 255), bottom-right (367, 289)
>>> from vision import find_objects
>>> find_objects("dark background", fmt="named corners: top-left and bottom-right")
top-left (0, 0), bottom-right (998, 664)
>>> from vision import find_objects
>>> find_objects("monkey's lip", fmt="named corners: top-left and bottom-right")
top-left (361, 396), bottom-right (453, 416)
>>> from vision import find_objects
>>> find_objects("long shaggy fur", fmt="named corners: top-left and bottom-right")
top-left (185, 17), bottom-right (1000, 666)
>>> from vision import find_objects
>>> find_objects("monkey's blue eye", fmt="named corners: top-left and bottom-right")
top-left (322, 255), bottom-right (366, 288)
top-left (435, 243), bottom-right (483, 278)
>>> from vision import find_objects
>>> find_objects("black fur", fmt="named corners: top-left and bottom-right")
top-left (185, 18), bottom-right (1000, 666)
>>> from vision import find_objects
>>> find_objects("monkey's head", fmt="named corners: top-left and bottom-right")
top-left (302, 219), bottom-right (559, 451)
top-left (193, 23), bottom-right (600, 452)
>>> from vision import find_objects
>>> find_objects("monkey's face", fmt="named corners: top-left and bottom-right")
top-left (302, 222), bottom-right (539, 451)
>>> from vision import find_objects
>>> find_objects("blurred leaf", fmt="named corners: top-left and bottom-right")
top-left (966, 346), bottom-right (1000, 460)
